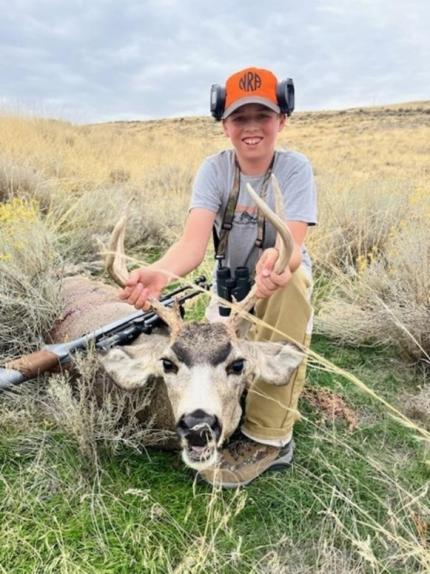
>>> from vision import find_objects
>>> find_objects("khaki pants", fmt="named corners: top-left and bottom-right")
top-left (243, 266), bottom-right (313, 445)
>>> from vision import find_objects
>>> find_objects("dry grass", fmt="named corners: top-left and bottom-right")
top-left (43, 356), bottom-right (176, 465)
top-left (315, 201), bottom-right (430, 364)
top-left (0, 199), bottom-right (62, 359)
top-left (403, 385), bottom-right (430, 430)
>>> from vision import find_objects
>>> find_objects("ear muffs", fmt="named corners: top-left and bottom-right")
top-left (276, 78), bottom-right (295, 116)
top-left (210, 78), bottom-right (295, 120)
top-left (210, 84), bottom-right (226, 121)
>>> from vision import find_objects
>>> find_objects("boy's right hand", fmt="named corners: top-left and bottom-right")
top-left (118, 268), bottom-right (168, 310)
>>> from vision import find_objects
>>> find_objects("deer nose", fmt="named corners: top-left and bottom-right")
top-left (176, 409), bottom-right (222, 444)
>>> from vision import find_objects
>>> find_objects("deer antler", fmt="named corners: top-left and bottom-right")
top-left (105, 215), bottom-right (129, 286)
top-left (147, 297), bottom-right (183, 338)
top-left (227, 174), bottom-right (294, 333)
top-left (105, 215), bottom-right (183, 336)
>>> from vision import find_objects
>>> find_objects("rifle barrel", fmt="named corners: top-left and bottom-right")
top-left (0, 368), bottom-right (26, 389)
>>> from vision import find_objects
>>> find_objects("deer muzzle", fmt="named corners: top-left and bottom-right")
top-left (176, 409), bottom-right (222, 469)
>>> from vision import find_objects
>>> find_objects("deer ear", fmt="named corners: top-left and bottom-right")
top-left (99, 339), bottom-right (165, 391)
top-left (239, 341), bottom-right (305, 386)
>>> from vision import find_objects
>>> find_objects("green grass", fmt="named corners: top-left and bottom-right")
top-left (1, 339), bottom-right (428, 574)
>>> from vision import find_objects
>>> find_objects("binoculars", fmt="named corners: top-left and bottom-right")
top-left (216, 266), bottom-right (252, 316)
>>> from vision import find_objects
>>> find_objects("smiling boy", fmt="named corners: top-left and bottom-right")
top-left (120, 67), bottom-right (317, 487)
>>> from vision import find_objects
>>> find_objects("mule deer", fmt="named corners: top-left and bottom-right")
top-left (50, 178), bottom-right (304, 471)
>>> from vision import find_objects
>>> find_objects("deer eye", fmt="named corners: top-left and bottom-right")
top-left (161, 358), bottom-right (178, 374)
top-left (226, 359), bottom-right (245, 376)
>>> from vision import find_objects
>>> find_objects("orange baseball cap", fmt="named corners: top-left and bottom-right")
top-left (223, 67), bottom-right (280, 119)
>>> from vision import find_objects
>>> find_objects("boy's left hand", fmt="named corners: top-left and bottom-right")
top-left (255, 247), bottom-right (292, 298)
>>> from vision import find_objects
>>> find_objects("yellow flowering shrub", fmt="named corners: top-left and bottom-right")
top-left (0, 197), bottom-right (38, 225)
top-left (0, 198), bottom-right (40, 261)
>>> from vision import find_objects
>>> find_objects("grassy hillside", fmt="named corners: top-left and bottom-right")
top-left (0, 102), bottom-right (429, 573)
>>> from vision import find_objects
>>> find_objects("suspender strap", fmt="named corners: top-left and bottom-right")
top-left (215, 158), bottom-right (241, 261)
top-left (215, 153), bottom-right (277, 261)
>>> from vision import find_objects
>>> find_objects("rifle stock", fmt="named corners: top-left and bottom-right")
top-left (0, 347), bottom-right (71, 390)
top-left (7, 349), bottom-right (63, 377)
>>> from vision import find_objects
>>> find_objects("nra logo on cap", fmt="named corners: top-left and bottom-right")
top-left (239, 71), bottom-right (262, 92)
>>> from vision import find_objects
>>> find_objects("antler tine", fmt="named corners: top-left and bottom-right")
top-left (105, 214), bottom-right (129, 287)
top-left (267, 174), bottom-right (294, 272)
top-left (227, 175), bottom-right (294, 333)
top-left (148, 297), bottom-right (183, 338)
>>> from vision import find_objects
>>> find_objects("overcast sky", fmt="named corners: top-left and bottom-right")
top-left (1, 0), bottom-right (428, 123)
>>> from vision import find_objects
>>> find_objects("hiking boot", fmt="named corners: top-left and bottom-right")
top-left (198, 435), bottom-right (295, 488)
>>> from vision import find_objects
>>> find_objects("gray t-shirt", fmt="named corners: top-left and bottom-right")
top-left (190, 149), bottom-right (317, 287)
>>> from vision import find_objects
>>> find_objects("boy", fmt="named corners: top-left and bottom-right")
top-left (119, 67), bottom-right (317, 487)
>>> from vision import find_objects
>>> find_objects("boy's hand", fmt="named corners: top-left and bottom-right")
top-left (118, 268), bottom-right (168, 310)
top-left (255, 247), bottom-right (292, 299)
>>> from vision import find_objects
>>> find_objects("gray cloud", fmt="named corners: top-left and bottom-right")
top-left (0, 0), bottom-right (428, 122)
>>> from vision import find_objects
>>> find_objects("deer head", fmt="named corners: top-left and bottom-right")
top-left (100, 177), bottom-right (303, 471)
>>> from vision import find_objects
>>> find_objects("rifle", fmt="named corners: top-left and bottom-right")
top-left (0, 276), bottom-right (210, 391)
